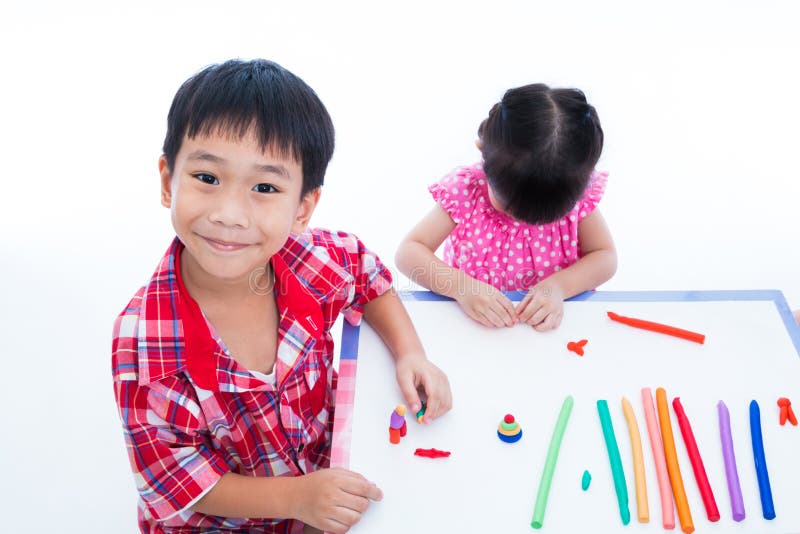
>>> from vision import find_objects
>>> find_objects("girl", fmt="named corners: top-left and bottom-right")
top-left (396, 84), bottom-right (617, 330)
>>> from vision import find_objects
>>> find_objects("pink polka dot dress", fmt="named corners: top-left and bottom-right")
top-left (429, 162), bottom-right (608, 292)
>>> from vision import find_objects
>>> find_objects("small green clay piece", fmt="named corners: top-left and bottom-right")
top-left (581, 470), bottom-right (592, 491)
top-left (416, 404), bottom-right (426, 421)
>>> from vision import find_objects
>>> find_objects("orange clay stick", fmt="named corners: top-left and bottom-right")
top-left (607, 311), bottom-right (705, 344)
top-left (656, 388), bottom-right (695, 534)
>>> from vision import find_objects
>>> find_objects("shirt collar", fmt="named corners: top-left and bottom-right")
top-left (136, 234), bottom-right (351, 387)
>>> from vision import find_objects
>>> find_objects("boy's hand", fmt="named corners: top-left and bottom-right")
top-left (516, 282), bottom-right (565, 331)
top-left (395, 354), bottom-right (452, 423)
top-left (455, 279), bottom-right (517, 328)
top-left (293, 468), bottom-right (382, 534)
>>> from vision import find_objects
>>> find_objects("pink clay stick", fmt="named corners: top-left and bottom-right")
top-left (642, 387), bottom-right (676, 529)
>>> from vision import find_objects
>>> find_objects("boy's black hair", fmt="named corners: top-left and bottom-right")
top-left (478, 83), bottom-right (603, 224)
top-left (162, 59), bottom-right (334, 197)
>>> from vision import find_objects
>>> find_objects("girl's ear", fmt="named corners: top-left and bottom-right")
top-left (292, 188), bottom-right (321, 233)
top-left (475, 139), bottom-right (483, 152)
top-left (159, 155), bottom-right (173, 208)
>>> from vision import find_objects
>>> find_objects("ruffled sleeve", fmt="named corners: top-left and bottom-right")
top-left (428, 165), bottom-right (483, 224)
top-left (577, 170), bottom-right (608, 220)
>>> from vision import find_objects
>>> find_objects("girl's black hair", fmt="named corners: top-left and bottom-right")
top-left (478, 83), bottom-right (603, 224)
top-left (162, 59), bottom-right (334, 197)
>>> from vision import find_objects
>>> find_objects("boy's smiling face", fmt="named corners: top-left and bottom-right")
top-left (160, 130), bottom-right (319, 289)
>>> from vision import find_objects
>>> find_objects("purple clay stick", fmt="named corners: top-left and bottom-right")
top-left (717, 401), bottom-right (745, 521)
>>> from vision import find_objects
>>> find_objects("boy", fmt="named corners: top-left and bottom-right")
top-left (112, 59), bottom-right (452, 534)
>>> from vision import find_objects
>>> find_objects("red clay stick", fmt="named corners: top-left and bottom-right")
top-left (673, 397), bottom-right (720, 522)
top-left (607, 311), bottom-right (705, 344)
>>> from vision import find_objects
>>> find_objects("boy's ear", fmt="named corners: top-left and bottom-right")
top-left (292, 188), bottom-right (321, 233)
top-left (158, 155), bottom-right (173, 208)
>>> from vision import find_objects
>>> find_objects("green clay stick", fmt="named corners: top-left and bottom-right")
top-left (531, 395), bottom-right (574, 529)
top-left (597, 399), bottom-right (631, 525)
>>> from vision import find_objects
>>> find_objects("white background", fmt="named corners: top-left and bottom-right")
top-left (1, 1), bottom-right (799, 531)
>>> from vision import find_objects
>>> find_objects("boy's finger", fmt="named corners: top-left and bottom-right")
top-left (369, 483), bottom-right (383, 501)
top-left (397, 373), bottom-right (421, 413)
top-left (423, 375), bottom-right (452, 421)
top-left (339, 494), bottom-right (370, 514)
top-left (361, 482), bottom-right (383, 502)
top-left (427, 393), bottom-right (449, 421)
top-left (419, 376), bottom-right (439, 421)
top-left (422, 397), bottom-right (437, 422)
top-left (321, 518), bottom-right (349, 534)
top-left (434, 379), bottom-right (453, 416)
top-left (342, 477), bottom-right (383, 501)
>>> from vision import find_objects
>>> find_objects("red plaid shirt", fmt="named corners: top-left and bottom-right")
top-left (112, 229), bottom-right (392, 533)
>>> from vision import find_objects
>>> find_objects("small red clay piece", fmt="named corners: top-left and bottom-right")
top-left (778, 398), bottom-right (789, 426)
top-left (567, 339), bottom-right (588, 356)
top-left (504, 414), bottom-right (515, 424)
top-left (414, 448), bottom-right (451, 458)
top-left (778, 397), bottom-right (797, 426)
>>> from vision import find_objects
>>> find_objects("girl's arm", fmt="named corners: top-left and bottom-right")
top-left (395, 204), bottom-right (516, 327)
top-left (517, 209), bottom-right (617, 330)
top-left (362, 288), bottom-right (452, 421)
top-left (395, 204), bottom-right (463, 298)
top-left (547, 208), bottom-right (617, 297)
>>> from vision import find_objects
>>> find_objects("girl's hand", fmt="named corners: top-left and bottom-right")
top-left (516, 282), bottom-right (565, 331)
top-left (292, 468), bottom-right (382, 534)
top-left (455, 279), bottom-right (518, 327)
top-left (395, 353), bottom-right (452, 423)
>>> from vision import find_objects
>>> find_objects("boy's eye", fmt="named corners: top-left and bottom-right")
top-left (193, 173), bottom-right (218, 185)
top-left (253, 183), bottom-right (277, 194)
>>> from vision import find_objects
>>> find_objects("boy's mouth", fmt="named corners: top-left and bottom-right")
top-left (202, 236), bottom-right (250, 252)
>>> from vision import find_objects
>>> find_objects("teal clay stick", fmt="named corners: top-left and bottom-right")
top-left (531, 395), bottom-right (575, 529)
top-left (597, 399), bottom-right (631, 525)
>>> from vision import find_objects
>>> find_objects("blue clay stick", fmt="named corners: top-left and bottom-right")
top-left (749, 400), bottom-right (775, 520)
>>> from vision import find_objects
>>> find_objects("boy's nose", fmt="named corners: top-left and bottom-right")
top-left (208, 188), bottom-right (250, 228)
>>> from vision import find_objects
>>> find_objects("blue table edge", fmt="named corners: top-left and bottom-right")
top-left (340, 289), bottom-right (800, 360)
